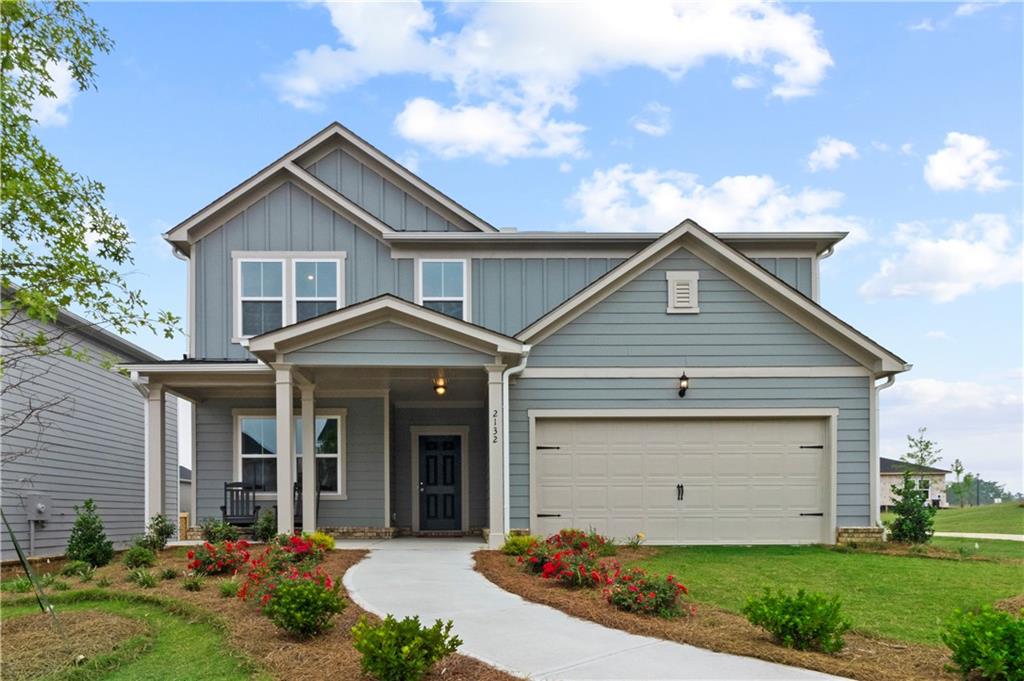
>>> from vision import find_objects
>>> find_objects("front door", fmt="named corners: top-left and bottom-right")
top-left (418, 434), bottom-right (461, 531)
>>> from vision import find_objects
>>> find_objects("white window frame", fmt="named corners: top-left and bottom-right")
top-left (416, 258), bottom-right (469, 322)
top-left (232, 252), bottom-right (346, 341)
top-left (666, 271), bottom-right (700, 314)
top-left (293, 258), bottom-right (343, 324)
top-left (231, 408), bottom-right (348, 499)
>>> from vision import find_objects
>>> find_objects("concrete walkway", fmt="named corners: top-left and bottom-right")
top-left (342, 538), bottom-right (841, 680)
top-left (934, 531), bottom-right (1024, 542)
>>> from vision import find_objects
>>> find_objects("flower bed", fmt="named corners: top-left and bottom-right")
top-left (187, 540), bottom-right (251, 575)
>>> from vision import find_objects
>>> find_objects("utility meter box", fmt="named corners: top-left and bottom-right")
top-left (21, 494), bottom-right (52, 523)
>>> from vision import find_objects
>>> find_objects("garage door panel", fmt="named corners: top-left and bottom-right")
top-left (608, 484), bottom-right (643, 511)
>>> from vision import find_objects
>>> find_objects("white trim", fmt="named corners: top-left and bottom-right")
top-left (410, 426), bottom-right (470, 533)
top-left (519, 366), bottom-right (871, 379)
top-left (416, 258), bottom-right (470, 323)
top-left (528, 408), bottom-right (838, 545)
top-left (665, 271), bottom-right (699, 314)
top-left (394, 400), bottom-right (485, 409)
top-left (232, 408), bottom-right (349, 500)
top-left (388, 246), bottom-right (639, 260)
top-left (127, 363), bottom-right (271, 374)
top-left (292, 257), bottom-right (345, 323)
top-left (383, 389), bottom-right (391, 528)
top-left (187, 249), bottom-right (196, 357)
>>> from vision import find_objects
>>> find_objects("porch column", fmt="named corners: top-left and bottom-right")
top-left (145, 383), bottom-right (166, 521)
top-left (485, 364), bottom-right (506, 548)
top-left (275, 367), bottom-right (295, 535)
top-left (300, 384), bottom-right (316, 534)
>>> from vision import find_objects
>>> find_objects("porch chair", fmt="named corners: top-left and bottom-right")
top-left (274, 480), bottom-right (322, 529)
top-left (220, 482), bottom-right (261, 527)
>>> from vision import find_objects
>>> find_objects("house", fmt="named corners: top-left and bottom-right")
top-left (126, 122), bottom-right (910, 548)
top-left (179, 465), bottom-right (192, 518)
top-left (1, 302), bottom-right (179, 558)
top-left (879, 458), bottom-right (950, 510)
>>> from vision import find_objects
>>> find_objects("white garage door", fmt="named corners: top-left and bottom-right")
top-left (533, 417), bottom-right (830, 544)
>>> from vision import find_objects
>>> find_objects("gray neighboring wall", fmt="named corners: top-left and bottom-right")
top-left (1, 312), bottom-right (178, 558)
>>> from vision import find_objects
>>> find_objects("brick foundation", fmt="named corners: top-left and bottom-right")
top-left (836, 526), bottom-right (885, 544)
top-left (324, 526), bottom-right (397, 539)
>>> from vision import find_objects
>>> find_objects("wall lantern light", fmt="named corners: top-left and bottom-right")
top-left (433, 376), bottom-right (447, 397)
top-left (678, 372), bottom-right (689, 398)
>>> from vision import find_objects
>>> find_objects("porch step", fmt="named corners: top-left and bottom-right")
top-left (414, 531), bottom-right (466, 538)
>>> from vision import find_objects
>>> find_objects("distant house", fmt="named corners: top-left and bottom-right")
top-left (879, 458), bottom-right (950, 510)
top-left (179, 465), bottom-right (192, 519)
top-left (1, 304), bottom-right (178, 558)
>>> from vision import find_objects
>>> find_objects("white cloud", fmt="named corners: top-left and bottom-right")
top-left (860, 213), bottom-right (1023, 302)
top-left (954, 1), bottom-right (1006, 17)
top-left (900, 142), bottom-right (914, 155)
top-left (924, 132), bottom-right (1010, 192)
top-left (558, 162), bottom-right (573, 173)
top-left (807, 136), bottom-right (859, 172)
top-left (731, 74), bottom-right (759, 90)
top-left (568, 164), bottom-right (868, 241)
top-left (881, 377), bottom-right (1023, 492)
top-left (30, 61), bottom-right (77, 127)
top-left (908, 18), bottom-right (936, 31)
top-left (871, 141), bottom-right (890, 152)
top-left (924, 330), bottom-right (948, 340)
top-left (270, 1), bottom-right (833, 161)
top-left (631, 102), bottom-right (671, 137)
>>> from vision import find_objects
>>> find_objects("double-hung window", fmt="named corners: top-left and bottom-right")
top-left (237, 412), bottom-right (345, 495)
top-left (420, 260), bottom-right (466, 320)
top-left (294, 415), bottom-right (343, 493)
top-left (294, 260), bottom-right (339, 322)
top-left (239, 416), bottom-right (278, 492)
top-left (240, 260), bottom-right (284, 336)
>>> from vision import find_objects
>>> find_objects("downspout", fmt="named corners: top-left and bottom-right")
top-left (871, 373), bottom-right (899, 527)
top-left (501, 345), bottom-right (531, 534)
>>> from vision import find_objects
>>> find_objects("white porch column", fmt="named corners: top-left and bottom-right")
top-left (485, 364), bottom-right (506, 548)
top-left (145, 383), bottom-right (166, 521)
top-left (275, 367), bottom-right (295, 535)
top-left (300, 384), bottom-right (316, 534)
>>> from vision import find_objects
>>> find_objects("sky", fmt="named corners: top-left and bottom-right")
top-left (34, 1), bottom-right (1023, 491)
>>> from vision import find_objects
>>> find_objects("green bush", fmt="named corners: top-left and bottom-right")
top-left (66, 499), bottom-right (114, 567)
top-left (219, 578), bottom-right (240, 598)
top-left (942, 606), bottom-right (1024, 680)
top-left (160, 567), bottom-right (179, 581)
top-left (501, 534), bottom-right (538, 556)
top-left (122, 545), bottom-right (157, 569)
top-left (77, 566), bottom-right (95, 582)
top-left (888, 471), bottom-right (936, 544)
top-left (182, 573), bottom-right (205, 592)
top-left (742, 588), bottom-right (851, 653)
top-left (2, 576), bottom-right (33, 593)
top-left (143, 514), bottom-right (177, 550)
top-left (199, 517), bottom-right (240, 543)
top-left (263, 578), bottom-right (345, 637)
top-left (606, 568), bottom-right (691, 617)
top-left (352, 615), bottom-right (462, 681)
top-left (60, 560), bottom-right (93, 577)
top-left (303, 530), bottom-right (336, 551)
top-left (126, 569), bottom-right (157, 588)
top-left (96, 576), bottom-right (112, 588)
top-left (252, 509), bottom-right (276, 543)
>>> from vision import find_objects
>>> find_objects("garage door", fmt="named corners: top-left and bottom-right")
top-left (533, 417), bottom-right (830, 544)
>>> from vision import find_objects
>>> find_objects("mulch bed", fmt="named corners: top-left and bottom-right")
top-left (3, 547), bottom-right (514, 681)
top-left (475, 550), bottom-right (957, 681)
top-left (1, 610), bottom-right (149, 680)
top-left (833, 541), bottom-right (1024, 563)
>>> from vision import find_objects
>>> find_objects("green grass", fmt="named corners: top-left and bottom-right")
top-left (931, 536), bottom-right (1024, 561)
top-left (635, 545), bottom-right (1024, 645)
top-left (2, 591), bottom-right (266, 681)
top-left (882, 503), bottom-right (1024, 534)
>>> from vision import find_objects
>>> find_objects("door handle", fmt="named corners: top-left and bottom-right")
top-left (676, 483), bottom-right (685, 501)
top-left (536, 513), bottom-right (561, 518)
top-left (418, 482), bottom-right (424, 493)
top-left (799, 512), bottom-right (824, 517)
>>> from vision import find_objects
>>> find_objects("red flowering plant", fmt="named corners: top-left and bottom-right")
top-left (540, 549), bottom-right (621, 588)
top-left (186, 540), bottom-right (251, 575)
top-left (238, 557), bottom-right (336, 608)
top-left (605, 567), bottom-right (694, 618)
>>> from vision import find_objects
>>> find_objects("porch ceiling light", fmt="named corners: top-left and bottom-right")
top-left (433, 376), bottom-right (447, 397)
top-left (678, 372), bottom-right (689, 398)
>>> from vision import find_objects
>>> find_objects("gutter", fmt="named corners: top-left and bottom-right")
top-left (871, 370), bottom-right (904, 526)
top-left (501, 345), bottom-right (531, 535)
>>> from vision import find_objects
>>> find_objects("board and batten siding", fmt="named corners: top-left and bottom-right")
top-left (0, 316), bottom-right (178, 558)
top-left (528, 247), bottom-right (858, 367)
top-left (508, 375), bottom-right (872, 529)
top-left (193, 182), bottom-right (415, 359)
top-left (284, 322), bottom-right (493, 367)
top-left (194, 396), bottom-right (386, 528)
top-left (306, 148), bottom-right (466, 232)
top-left (751, 257), bottom-right (813, 298)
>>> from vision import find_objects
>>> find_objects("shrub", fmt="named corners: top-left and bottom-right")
top-left (263, 577), bottom-right (345, 637)
top-left (539, 549), bottom-right (616, 588)
top-left (273, 534), bottom-right (324, 563)
top-left (888, 471), bottom-right (936, 544)
top-left (187, 540), bottom-right (251, 575)
top-left (239, 561), bottom-right (335, 607)
top-left (61, 560), bottom-right (93, 577)
top-left (942, 606), bottom-right (1024, 681)
top-left (144, 514), bottom-right (176, 550)
top-left (66, 499), bottom-right (114, 567)
top-left (96, 576), bottom-right (112, 588)
top-left (199, 517), bottom-right (240, 543)
top-left (219, 578), bottom-right (240, 598)
top-left (126, 569), bottom-right (157, 588)
top-left (546, 528), bottom-right (615, 555)
top-left (519, 539), bottom-right (558, 574)
top-left (303, 530), bottom-right (336, 551)
top-left (251, 509), bottom-right (276, 543)
top-left (160, 567), bottom-right (179, 581)
top-left (624, 532), bottom-right (646, 549)
top-left (501, 534), bottom-right (538, 556)
top-left (182, 573), bottom-right (205, 592)
top-left (605, 568), bottom-right (692, 618)
top-left (77, 567), bottom-right (95, 582)
top-left (352, 615), bottom-right (462, 681)
top-left (742, 588), bottom-right (850, 653)
top-left (122, 546), bottom-right (157, 569)
top-left (2, 576), bottom-right (33, 593)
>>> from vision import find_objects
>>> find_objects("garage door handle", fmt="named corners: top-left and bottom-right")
top-left (536, 513), bottom-right (561, 518)
top-left (799, 512), bottom-right (824, 517)
top-left (676, 484), bottom-right (685, 501)
top-left (536, 445), bottom-right (561, 450)
top-left (800, 445), bottom-right (824, 449)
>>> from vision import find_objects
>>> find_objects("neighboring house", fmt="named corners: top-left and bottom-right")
top-left (127, 122), bottom-right (910, 548)
top-left (1, 304), bottom-right (178, 558)
top-left (879, 458), bottom-right (950, 510)
top-left (179, 465), bottom-right (192, 518)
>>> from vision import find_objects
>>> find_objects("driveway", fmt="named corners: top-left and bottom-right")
top-left (342, 538), bottom-right (841, 680)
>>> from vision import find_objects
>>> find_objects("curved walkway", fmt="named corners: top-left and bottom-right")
top-left (342, 538), bottom-right (840, 680)
top-left (934, 531), bottom-right (1024, 541)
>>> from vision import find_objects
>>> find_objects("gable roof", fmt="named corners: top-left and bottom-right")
top-left (164, 122), bottom-right (497, 254)
top-left (880, 457), bottom-right (950, 475)
top-left (517, 219), bottom-right (909, 376)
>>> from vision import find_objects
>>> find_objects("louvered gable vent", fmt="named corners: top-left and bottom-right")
top-left (666, 271), bottom-right (699, 314)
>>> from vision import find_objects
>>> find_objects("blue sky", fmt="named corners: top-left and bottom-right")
top-left (37, 2), bottom-right (1022, 490)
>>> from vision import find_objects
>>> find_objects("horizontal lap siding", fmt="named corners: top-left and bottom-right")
top-left (195, 182), bottom-right (415, 359)
top-left (528, 247), bottom-right (857, 367)
top-left (285, 322), bottom-right (492, 367)
top-left (508, 376), bottom-right (871, 530)
top-left (195, 397), bottom-right (386, 528)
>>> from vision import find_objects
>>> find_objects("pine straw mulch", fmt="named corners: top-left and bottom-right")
top-left (0, 610), bottom-right (149, 680)
top-left (832, 541), bottom-right (1024, 563)
top-left (6, 548), bottom-right (514, 681)
top-left (996, 594), bottom-right (1024, 614)
top-left (475, 550), bottom-right (957, 681)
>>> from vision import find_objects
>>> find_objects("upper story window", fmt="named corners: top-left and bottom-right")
top-left (295, 261), bottom-right (339, 322)
top-left (419, 259), bottom-right (466, 320)
top-left (240, 260), bottom-right (284, 336)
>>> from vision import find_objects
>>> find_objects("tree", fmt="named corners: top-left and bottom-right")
top-left (65, 498), bottom-right (114, 566)
top-left (888, 472), bottom-right (936, 544)
top-left (901, 427), bottom-right (943, 469)
top-left (951, 459), bottom-right (965, 508)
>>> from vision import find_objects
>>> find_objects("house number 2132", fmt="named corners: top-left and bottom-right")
top-left (491, 409), bottom-right (499, 444)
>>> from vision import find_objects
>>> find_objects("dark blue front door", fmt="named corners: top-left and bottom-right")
top-left (419, 435), bottom-right (461, 531)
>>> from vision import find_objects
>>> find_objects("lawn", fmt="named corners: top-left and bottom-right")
top-left (931, 536), bottom-right (1024, 560)
top-left (882, 503), bottom-right (1024, 534)
top-left (634, 544), bottom-right (1024, 645)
